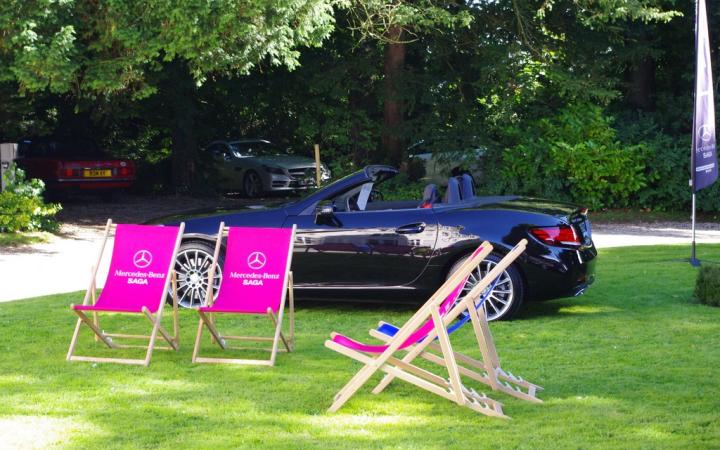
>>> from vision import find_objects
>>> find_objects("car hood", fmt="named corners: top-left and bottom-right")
top-left (244, 155), bottom-right (317, 168)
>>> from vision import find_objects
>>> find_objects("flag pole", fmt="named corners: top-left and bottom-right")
top-left (691, 193), bottom-right (699, 266)
top-left (690, 0), bottom-right (719, 266)
top-left (690, 0), bottom-right (700, 267)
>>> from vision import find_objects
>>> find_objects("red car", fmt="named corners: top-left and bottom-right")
top-left (16, 138), bottom-right (135, 194)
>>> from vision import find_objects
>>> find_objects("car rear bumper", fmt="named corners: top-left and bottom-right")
top-left (524, 244), bottom-right (597, 301)
top-left (49, 178), bottom-right (135, 190)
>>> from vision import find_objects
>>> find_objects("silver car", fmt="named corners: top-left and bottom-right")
top-left (407, 140), bottom-right (485, 186)
top-left (206, 139), bottom-right (331, 197)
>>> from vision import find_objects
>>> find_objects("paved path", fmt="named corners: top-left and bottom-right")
top-left (0, 225), bottom-right (112, 302)
top-left (1, 218), bottom-right (719, 303)
top-left (591, 222), bottom-right (720, 248)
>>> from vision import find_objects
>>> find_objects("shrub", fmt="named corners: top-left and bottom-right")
top-left (0, 164), bottom-right (61, 233)
top-left (695, 265), bottom-right (720, 307)
top-left (493, 104), bottom-right (649, 209)
top-left (380, 172), bottom-right (426, 201)
top-left (616, 114), bottom-right (691, 211)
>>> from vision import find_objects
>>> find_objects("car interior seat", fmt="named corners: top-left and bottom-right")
top-left (458, 174), bottom-right (475, 200)
top-left (418, 184), bottom-right (440, 208)
top-left (443, 177), bottom-right (461, 204)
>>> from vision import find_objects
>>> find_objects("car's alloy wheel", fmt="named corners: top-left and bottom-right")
top-left (447, 252), bottom-right (524, 321)
top-left (243, 171), bottom-right (263, 198)
top-left (172, 241), bottom-right (222, 308)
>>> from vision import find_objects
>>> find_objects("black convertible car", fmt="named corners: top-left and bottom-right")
top-left (157, 165), bottom-right (596, 320)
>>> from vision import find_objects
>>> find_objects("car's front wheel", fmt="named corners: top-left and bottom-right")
top-left (446, 252), bottom-right (524, 321)
top-left (243, 170), bottom-right (264, 198)
top-left (171, 240), bottom-right (223, 308)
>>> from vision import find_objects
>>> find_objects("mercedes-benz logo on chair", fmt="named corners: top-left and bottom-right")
top-left (133, 249), bottom-right (153, 269)
top-left (247, 251), bottom-right (267, 270)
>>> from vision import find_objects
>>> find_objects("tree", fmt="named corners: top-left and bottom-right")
top-left (0, 0), bottom-right (338, 190)
top-left (346, 1), bottom-right (472, 165)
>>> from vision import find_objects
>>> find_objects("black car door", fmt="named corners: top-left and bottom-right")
top-left (283, 208), bottom-right (438, 287)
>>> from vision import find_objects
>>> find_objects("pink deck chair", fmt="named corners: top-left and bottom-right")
top-left (192, 223), bottom-right (296, 366)
top-left (67, 220), bottom-right (185, 366)
top-left (325, 240), bottom-right (534, 418)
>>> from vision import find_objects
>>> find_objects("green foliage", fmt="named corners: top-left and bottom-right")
top-left (695, 265), bottom-right (720, 307)
top-left (0, 164), bottom-right (61, 233)
top-left (494, 104), bottom-right (648, 209)
top-left (615, 114), bottom-right (690, 211)
top-left (0, 0), bottom-right (339, 98)
top-left (0, 0), bottom-right (697, 207)
top-left (347, 0), bottom-right (473, 43)
top-left (379, 172), bottom-right (425, 200)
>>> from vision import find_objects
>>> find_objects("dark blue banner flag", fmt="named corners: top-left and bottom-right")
top-left (692, 0), bottom-right (718, 192)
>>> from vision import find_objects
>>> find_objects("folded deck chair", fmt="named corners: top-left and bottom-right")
top-left (325, 240), bottom-right (534, 418)
top-left (192, 223), bottom-right (296, 366)
top-left (369, 269), bottom-right (542, 404)
top-left (67, 220), bottom-right (185, 366)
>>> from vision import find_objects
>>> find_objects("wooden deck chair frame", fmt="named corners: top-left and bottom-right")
top-left (66, 219), bottom-right (185, 366)
top-left (191, 222), bottom-right (296, 366)
top-left (367, 257), bottom-right (542, 404)
top-left (325, 240), bottom-right (530, 419)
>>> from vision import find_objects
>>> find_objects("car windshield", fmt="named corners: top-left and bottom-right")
top-left (228, 141), bottom-right (284, 158)
top-left (21, 139), bottom-right (102, 157)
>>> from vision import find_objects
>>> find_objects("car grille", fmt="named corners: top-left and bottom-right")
top-left (288, 167), bottom-right (315, 179)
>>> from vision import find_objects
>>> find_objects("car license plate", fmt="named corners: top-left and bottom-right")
top-left (83, 169), bottom-right (112, 178)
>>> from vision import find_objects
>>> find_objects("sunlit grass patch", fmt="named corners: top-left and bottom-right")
top-left (0, 415), bottom-right (99, 449)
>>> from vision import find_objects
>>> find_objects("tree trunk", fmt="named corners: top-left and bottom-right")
top-left (381, 25), bottom-right (406, 165)
top-left (168, 61), bottom-right (198, 192)
top-left (627, 56), bottom-right (656, 111)
top-left (349, 89), bottom-right (366, 165)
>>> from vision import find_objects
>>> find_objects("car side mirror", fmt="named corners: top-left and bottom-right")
top-left (314, 202), bottom-right (335, 225)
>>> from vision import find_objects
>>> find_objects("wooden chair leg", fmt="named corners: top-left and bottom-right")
top-left (288, 272), bottom-right (295, 350)
top-left (172, 271), bottom-right (180, 347)
top-left (269, 310), bottom-right (291, 352)
top-left (66, 317), bottom-right (83, 360)
top-left (328, 364), bottom-right (379, 413)
top-left (143, 308), bottom-right (163, 367)
top-left (192, 318), bottom-right (205, 363)
top-left (73, 308), bottom-right (116, 348)
top-left (198, 311), bottom-right (227, 349)
top-left (142, 309), bottom-right (178, 351)
top-left (467, 302), bottom-right (499, 389)
top-left (268, 308), bottom-right (281, 366)
top-left (431, 306), bottom-right (464, 405)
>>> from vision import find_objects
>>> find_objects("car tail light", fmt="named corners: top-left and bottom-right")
top-left (530, 225), bottom-right (581, 247)
top-left (57, 163), bottom-right (78, 178)
top-left (118, 161), bottom-right (134, 177)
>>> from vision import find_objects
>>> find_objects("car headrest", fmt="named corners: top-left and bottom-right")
top-left (458, 174), bottom-right (475, 200)
top-left (443, 177), bottom-right (461, 204)
top-left (419, 183), bottom-right (440, 208)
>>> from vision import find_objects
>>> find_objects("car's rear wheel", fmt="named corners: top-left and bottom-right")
top-left (446, 252), bottom-right (524, 321)
top-left (243, 170), bottom-right (263, 198)
top-left (171, 241), bottom-right (223, 308)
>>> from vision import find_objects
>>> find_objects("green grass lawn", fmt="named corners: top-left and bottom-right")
top-left (1, 245), bottom-right (720, 449)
